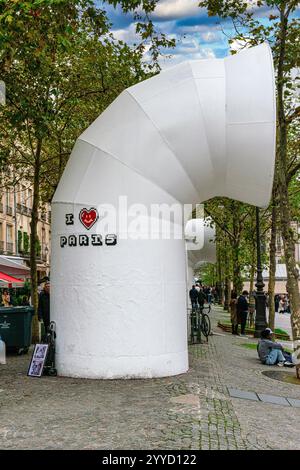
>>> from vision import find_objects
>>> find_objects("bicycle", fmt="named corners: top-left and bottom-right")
top-left (199, 305), bottom-right (211, 339)
top-left (189, 306), bottom-right (199, 344)
top-left (190, 304), bottom-right (211, 343)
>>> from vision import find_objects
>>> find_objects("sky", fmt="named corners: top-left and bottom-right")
top-left (98, 0), bottom-right (300, 69)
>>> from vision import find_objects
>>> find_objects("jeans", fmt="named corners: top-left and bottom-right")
top-left (265, 349), bottom-right (285, 365)
top-left (191, 301), bottom-right (198, 310)
top-left (240, 311), bottom-right (248, 334)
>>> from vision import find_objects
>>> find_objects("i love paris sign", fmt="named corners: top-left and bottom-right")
top-left (60, 208), bottom-right (117, 248)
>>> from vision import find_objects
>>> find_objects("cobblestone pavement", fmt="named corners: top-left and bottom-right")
top-left (0, 306), bottom-right (299, 450)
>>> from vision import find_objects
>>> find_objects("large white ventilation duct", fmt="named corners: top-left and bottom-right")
top-left (52, 43), bottom-right (276, 379)
top-left (185, 219), bottom-right (216, 288)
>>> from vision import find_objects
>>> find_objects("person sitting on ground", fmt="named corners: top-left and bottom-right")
top-left (257, 328), bottom-right (294, 367)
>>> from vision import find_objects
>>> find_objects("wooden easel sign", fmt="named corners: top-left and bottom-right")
top-left (27, 344), bottom-right (49, 377)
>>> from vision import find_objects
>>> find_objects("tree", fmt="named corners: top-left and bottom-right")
top-left (199, 0), bottom-right (300, 364)
top-left (0, 0), bottom-right (174, 341)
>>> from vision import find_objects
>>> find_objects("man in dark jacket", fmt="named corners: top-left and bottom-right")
top-left (198, 288), bottom-right (206, 309)
top-left (38, 281), bottom-right (50, 335)
top-left (237, 290), bottom-right (249, 336)
top-left (189, 286), bottom-right (198, 310)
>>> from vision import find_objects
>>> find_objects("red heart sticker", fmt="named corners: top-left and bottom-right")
top-left (79, 208), bottom-right (99, 230)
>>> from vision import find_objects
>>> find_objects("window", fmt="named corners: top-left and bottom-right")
top-left (6, 224), bottom-right (13, 253)
top-left (6, 188), bottom-right (10, 207)
top-left (28, 189), bottom-right (33, 209)
top-left (21, 185), bottom-right (26, 206)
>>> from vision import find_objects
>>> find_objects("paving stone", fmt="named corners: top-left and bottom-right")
top-left (286, 398), bottom-right (300, 408)
top-left (228, 388), bottom-right (259, 401)
top-left (257, 393), bottom-right (291, 406)
top-left (1, 305), bottom-right (300, 450)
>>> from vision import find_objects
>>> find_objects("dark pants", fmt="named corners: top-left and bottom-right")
top-left (240, 311), bottom-right (248, 335)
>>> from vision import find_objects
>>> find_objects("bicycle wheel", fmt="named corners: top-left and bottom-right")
top-left (201, 313), bottom-right (211, 338)
top-left (190, 310), bottom-right (196, 343)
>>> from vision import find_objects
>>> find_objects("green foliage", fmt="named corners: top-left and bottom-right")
top-left (17, 230), bottom-right (22, 253)
top-left (0, 0), bottom-right (176, 334)
top-left (199, 1), bottom-right (300, 334)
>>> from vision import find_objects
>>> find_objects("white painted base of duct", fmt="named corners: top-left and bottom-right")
top-left (56, 350), bottom-right (188, 379)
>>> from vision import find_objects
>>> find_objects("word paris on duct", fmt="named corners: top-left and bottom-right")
top-left (59, 199), bottom-right (205, 246)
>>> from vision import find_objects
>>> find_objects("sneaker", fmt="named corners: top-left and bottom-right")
top-left (283, 361), bottom-right (295, 368)
top-left (277, 362), bottom-right (284, 367)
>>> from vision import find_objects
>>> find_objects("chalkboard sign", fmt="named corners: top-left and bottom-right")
top-left (27, 344), bottom-right (49, 377)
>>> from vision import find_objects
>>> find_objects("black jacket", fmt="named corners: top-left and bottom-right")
top-left (38, 291), bottom-right (50, 326)
top-left (189, 288), bottom-right (198, 302)
top-left (198, 290), bottom-right (206, 305)
top-left (237, 295), bottom-right (249, 312)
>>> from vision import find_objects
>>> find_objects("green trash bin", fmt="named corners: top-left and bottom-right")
top-left (0, 306), bottom-right (34, 354)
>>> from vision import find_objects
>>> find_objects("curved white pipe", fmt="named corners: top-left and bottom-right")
top-left (52, 43), bottom-right (276, 379)
top-left (185, 219), bottom-right (216, 288)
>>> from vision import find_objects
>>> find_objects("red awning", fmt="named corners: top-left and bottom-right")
top-left (0, 272), bottom-right (24, 284)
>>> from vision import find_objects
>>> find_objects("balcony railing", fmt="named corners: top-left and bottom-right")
top-left (0, 241), bottom-right (4, 253)
top-left (6, 206), bottom-right (13, 216)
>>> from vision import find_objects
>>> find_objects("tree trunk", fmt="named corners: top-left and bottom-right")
top-left (224, 236), bottom-right (231, 311)
top-left (249, 248), bottom-right (256, 294)
top-left (279, 183), bottom-right (300, 359)
top-left (231, 201), bottom-right (243, 294)
top-left (277, 6), bottom-right (300, 367)
top-left (216, 229), bottom-right (224, 304)
top-left (268, 186), bottom-right (277, 332)
top-left (30, 139), bottom-right (42, 343)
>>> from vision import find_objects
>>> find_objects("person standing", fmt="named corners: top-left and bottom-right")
top-left (237, 290), bottom-right (249, 336)
top-left (279, 296), bottom-right (285, 314)
top-left (38, 281), bottom-right (50, 335)
top-left (198, 288), bottom-right (206, 309)
top-left (1, 290), bottom-right (12, 307)
top-left (189, 285), bottom-right (198, 310)
top-left (274, 294), bottom-right (279, 313)
top-left (230, 292), bottom-right (238, 335)
top-left (248, 292), bottom-right (256, 328)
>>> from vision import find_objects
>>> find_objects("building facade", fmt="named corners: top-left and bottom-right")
top-left (0, 182), bottom-right (51, 280)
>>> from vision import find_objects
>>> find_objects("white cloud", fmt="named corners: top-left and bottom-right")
top-left (159, 34), bottom-right (216, 69)
top-left (112, 23), bottom-right (139, 44)
top-left (153, 0), bottom-right (204, 20)
top-left (201, 31), bottom-right (219, 43)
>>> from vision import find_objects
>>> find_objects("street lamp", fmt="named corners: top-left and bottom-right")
top-left (254, 207), bottom-right (267, 337)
